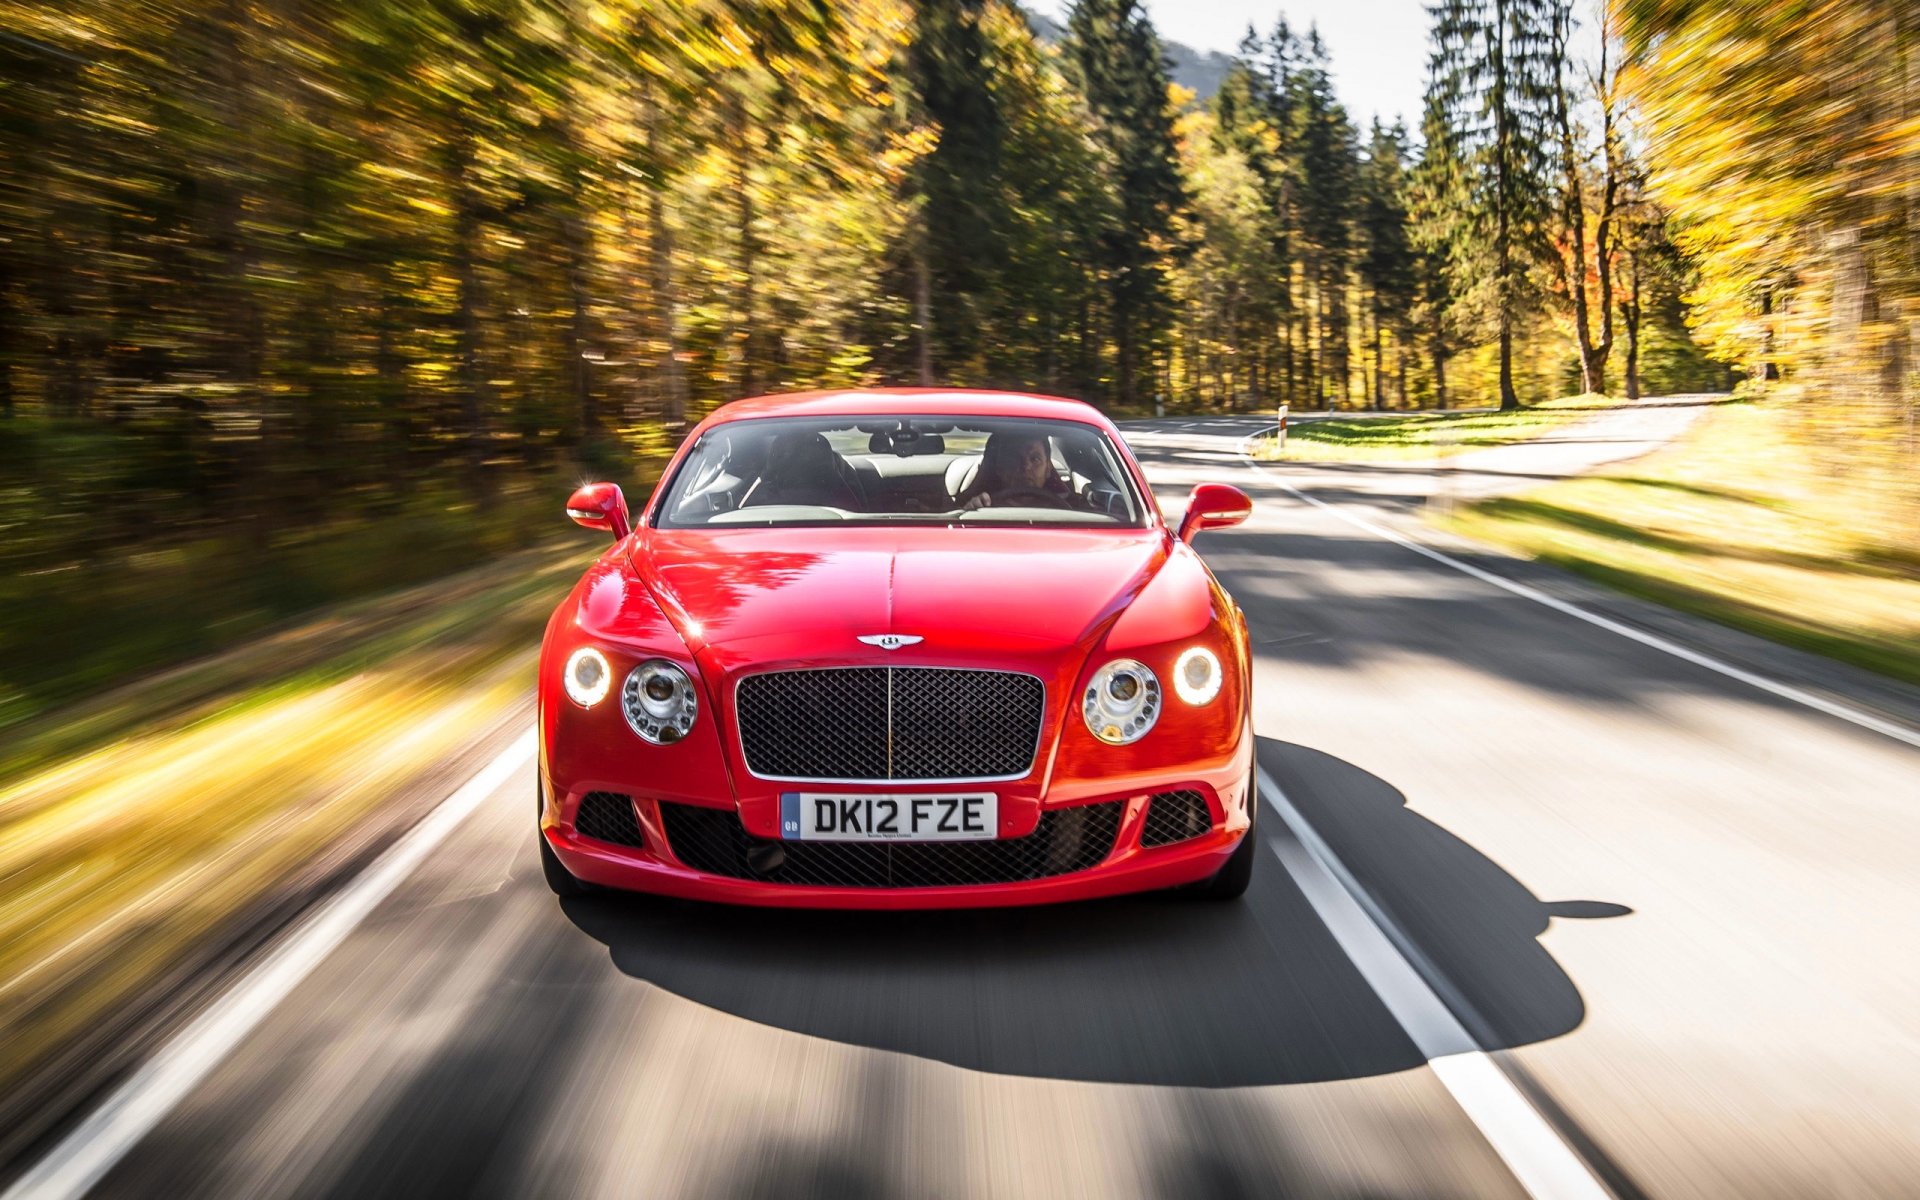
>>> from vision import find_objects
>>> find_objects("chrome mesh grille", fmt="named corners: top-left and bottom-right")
top-left (1141, 789), bottom-right (1213, 847)
top-left (573, 791), bottom-right (646, 849)
top-left (735, 667), bottom-right (1044, 781)
top-left (660, 801), bottom-right (1122, 888)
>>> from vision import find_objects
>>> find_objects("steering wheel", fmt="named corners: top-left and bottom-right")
top-left (989, 487), bottom-right (1069, 509)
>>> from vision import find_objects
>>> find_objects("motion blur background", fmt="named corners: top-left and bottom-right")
top-left (0, 0), bottom-right (1916, 1164)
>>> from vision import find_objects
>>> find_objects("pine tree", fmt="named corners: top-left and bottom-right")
top-left (1545, 0), bottom-right (1620, 396)
top-left (905, 0), bottom-right (1008, 380)
top-left (1358, 121), bottom-right (1416, 409)
top-left (1212, 22), bottom-right (1300, 402)
top-left (1411, 90), bottom-right (1466, 409)
top-left (1065, 0), bottom-right (1186, 406)
top-left (1287, 30), bottom-right (1357, 408)
top-left (1424, 0), bottom-right (1558, 409)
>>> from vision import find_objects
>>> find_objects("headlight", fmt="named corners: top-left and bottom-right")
top-left (1082, 658), bottom-right (1161, 745)
top-left (562, 647), bottom-right (612, 708)
top-left (622, 659), bottom-right (698, 744)
top-left (1173, 646), bottom-right (1222, 705)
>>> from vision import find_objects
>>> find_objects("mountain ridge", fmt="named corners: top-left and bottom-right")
top-left (1022, 7), bottom-right (1233, 102)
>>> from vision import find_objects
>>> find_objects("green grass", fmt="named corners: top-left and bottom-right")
top-left (0, 410), bottom-right (665, 737)
top-left (1443, 397), bottom-right (1920, 685)
top-left (1255, 393), bottom-right (1627, 462)
top-left (0, 536), bottom-right (600, 1109)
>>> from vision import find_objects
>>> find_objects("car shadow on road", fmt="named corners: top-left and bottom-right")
top-left (560, 739), bottom-right (1625, 1089)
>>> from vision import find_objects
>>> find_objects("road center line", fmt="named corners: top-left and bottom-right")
top-left (1235, 441), bottom-right (1920, 752)
top-left (1257, 767), bottom-right (1613, 1200)
top-left (2, 730), bottom-right (537, 1200)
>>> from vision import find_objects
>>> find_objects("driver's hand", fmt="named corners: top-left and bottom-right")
top-left (961, 493), bottom-right (992, 511)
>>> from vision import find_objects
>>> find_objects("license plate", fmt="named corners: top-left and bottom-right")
top-left (780, 792), bottom-right (997, 842)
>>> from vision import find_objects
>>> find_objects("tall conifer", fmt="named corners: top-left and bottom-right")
top-left (1065, 0), bottom-right (1185, 405)
top-left (1424, 0), bottom-right (1557, 409)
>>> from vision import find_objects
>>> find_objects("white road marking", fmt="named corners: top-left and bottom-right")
top-left (1237, 444), bottom-right (1920, 752)
top-left (1258, 768), bottom-right (1613, 1200)
top-left (3, 730), bottom-right (538, 1200)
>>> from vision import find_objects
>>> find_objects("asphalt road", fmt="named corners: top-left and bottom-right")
top-left (25, 404), bottom-right (1920, 1199)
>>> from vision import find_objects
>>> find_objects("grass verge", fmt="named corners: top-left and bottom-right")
top-left (0, 538), bottom-right (594, 1117)
top-left (1253, 393), bottom-right (1626, 463)
top-left (1440, 397), bottom-right (1920, 685)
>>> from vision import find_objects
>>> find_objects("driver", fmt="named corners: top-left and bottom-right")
top-left (957, 431), bottom-right (1072, 510)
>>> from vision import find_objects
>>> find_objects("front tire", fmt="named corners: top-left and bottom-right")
top-left (538, 781), bottom-right (593, 897)
top-left (1194, 771), bottom-right (1258, 901)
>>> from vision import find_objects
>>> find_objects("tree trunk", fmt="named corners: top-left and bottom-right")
top-left (554, 108), bottom-right (595, 444)
top-left (1619, 245), bottom-right (1642, 400)
top-left (1498, 308), bottom-right (1519, 410)
top-left (1493, 0), bottom-right (1520, 411)
top-left (643, 92), bottom-right (687, 433)
top-left (212, 0), bottom-right (263, 407)
top-left (0, 238), bottom-right (13, 418)
top-left (732, 92), bottom-right (756, 400)
top-left (914, 224), bottom-right (934, 385)
top-left (1281, 311), bottom-right (1294, 403)
top-left (1552, 0), bottom-right (1597, 396)
top-left (1371, 303), bottom-right (1384, 410)
top-left (1397, 330), bottom-right (1408, 408)
top-left (1076, 293), bottom-right (1092, 396)
top-left (1757, 286), bottom-right (1781, 381)
top-left (448, 119), bottom-right (492, 501)
top-left (1043, 306), bottom-right (1057, 391)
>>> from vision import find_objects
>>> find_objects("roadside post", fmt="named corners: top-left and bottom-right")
top-left (1276, 403), bottom-right (1288, 452)
top-left (1431, 421), bottom-right (1461, 516)
top-left (1155, 394), bottom-right (1165, 418)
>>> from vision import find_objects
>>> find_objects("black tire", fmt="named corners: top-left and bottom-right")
top-left (1194, 771), bottom-right (1258, 901)
top-left (538, 781), bottom-right (593, 897)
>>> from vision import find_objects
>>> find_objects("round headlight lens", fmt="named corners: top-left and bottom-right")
top-left (562, 647), bottom-right (612, 708)
top-left (1082, 658), bottom-right (1161, 745)
top-left (622, 659), bottom-right (698, 744)
top-left (1173, 646), bottom-right (1223, 705)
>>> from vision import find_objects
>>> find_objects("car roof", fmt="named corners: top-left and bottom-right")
top-left (701, 388), bottom-right (1116, 429)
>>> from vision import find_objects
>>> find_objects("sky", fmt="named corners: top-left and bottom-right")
top-left (1026, 0), bottom-right (1437, 127)
top-left (1028, 0), bottom-right (1604, 133)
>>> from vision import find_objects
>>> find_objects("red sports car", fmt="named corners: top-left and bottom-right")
top-left (537, 389), bottom-right (1257, 908)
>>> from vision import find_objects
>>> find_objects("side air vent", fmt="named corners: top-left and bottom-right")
top-left (1140, 790), bottom-right (1213, 847)
top-left (574, 792), bottom-right (646, 849)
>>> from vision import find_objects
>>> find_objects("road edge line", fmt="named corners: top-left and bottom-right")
top-left (1257, 766), bottom-right (1613, 1200)
top-left (1235, 438), bottom-right (1920, 752)
top-left (2, 729), bottom-right (537, 1200)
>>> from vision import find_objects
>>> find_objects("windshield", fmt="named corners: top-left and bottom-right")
top-left (654, 415), bottom-right (1151, 529)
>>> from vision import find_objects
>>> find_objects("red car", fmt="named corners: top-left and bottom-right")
top-left (537, 389), bottom-right (1257, 909)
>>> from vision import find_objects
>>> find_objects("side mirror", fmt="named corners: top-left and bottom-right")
top-left (566, 482), bottom-right (631, 539)
top-left (1176, 483), bottom-right (1252, 544)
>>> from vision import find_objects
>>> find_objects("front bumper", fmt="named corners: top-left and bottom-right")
top-left (543, 745), bottom-right (1253, 910)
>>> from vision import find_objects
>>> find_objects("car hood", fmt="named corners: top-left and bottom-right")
top-left (629, 525), bottom-right (1169, 668)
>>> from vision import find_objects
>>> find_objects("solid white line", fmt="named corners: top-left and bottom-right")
top-left (1258, 768), bottom-right (1613, 1200)
top-left (3, 730), bottom-right (538, 1200)
top-left (1237, 444), bottom-right (1920, 752)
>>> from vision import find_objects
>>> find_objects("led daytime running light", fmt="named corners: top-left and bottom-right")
top-left (1173, 646), bottom-right (1223, 705)
top-left (562, 647), bottom-right (612, 708)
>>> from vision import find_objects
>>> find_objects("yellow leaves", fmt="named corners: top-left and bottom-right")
top-left (408, 197), bottom-right (453, 217)
top-left (97, 112), bottom-right (158, 135)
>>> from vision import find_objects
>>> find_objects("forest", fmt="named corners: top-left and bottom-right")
top-left (0, 0), bottom-right (1914, 719)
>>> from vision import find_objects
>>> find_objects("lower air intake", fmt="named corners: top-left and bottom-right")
top-left (660, 801), bottom-right (1123, 888)
top-left (574, 792), bottom-right (646, 849)
top-left (1140, 789), bottom-right (1213, 847)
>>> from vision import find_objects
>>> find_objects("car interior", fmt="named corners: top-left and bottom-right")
top-left (658, 416), bottom-right (1148, 527)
